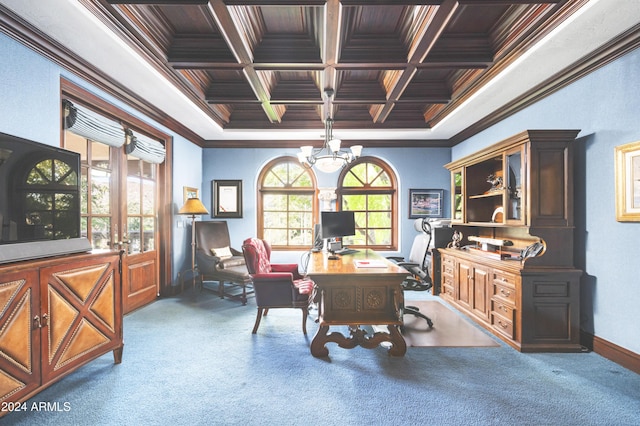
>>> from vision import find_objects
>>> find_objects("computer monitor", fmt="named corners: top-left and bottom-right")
top-left (320, 211), bottom-right (356, 240)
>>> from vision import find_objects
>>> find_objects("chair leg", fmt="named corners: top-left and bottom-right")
top-left (252, 308), bottom-right (264, 334)
top-left (404, 305), bottom-right (434, 328)
top-left (219, 281), bottom-right (225, 299)
top-left (301, 306), bottom-right (308, 335)
top-left (240, 285), bottom-right (247, 305)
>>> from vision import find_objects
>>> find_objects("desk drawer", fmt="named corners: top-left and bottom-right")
top-left (491, 312), bottom-right (514, 339)
top-left (493, 269), bottom-right (517, 288)
top-left (442, 257), bottom-right (455, 276)
top-left (492, 299), bottom-right (514, 322)
top-left (492, 282), bottom-right (516, 305)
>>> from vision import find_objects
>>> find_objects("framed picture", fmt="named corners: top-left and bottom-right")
top-left (615, 140), bottom-right (640, 222)
top-left (409, 189), bottom-right (444, 219)
top-left (213, 180), bottom-right (243, 218)
top-left (183, 186), bottom-right (199, 203)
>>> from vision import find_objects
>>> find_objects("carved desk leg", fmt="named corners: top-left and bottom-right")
top-left (386, 325), bottom-right (407, 356)
top-left (311, 325), bottom-right (331, 357)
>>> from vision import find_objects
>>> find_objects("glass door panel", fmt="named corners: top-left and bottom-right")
top-left (505, 146), bottom-right (525, 224)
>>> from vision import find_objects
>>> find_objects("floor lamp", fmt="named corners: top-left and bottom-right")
top-left (179, 197), bottom-right (209, 290)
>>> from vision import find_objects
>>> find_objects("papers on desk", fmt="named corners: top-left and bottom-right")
top-left (354, 259), bottom-right (387, 268)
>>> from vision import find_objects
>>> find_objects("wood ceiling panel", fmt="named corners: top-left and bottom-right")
top-left (91, 0), bottom-right (587, 133)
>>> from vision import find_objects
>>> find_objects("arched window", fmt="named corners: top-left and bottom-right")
top-left (338, 157), bottom-right (397, 250)
top-left (258, 157), bottom-right (318, 249)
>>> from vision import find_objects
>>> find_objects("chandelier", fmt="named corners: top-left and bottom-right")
top-left (297, 117), bottom-right (363, 173)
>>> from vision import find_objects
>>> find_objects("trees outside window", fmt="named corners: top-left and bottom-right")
top-left (258, 157), bottom-right (318, 249)
top-left (338, 157), bottom-right (397, 250)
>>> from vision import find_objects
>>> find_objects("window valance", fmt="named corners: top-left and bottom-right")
top-left (63, 99), bottom-right (126, 148)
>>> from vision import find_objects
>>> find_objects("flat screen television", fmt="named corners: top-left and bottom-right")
top-left (321, 210), bottom-right (356, 240)
top-left (0, 131), bottom-right (91, 264)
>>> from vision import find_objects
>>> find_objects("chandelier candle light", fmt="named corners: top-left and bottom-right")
top-left (298, 116), bottom-right (363, 173)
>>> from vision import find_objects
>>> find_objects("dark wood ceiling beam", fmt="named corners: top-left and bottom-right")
top-left (457, 1), bottom-right (560, 4)
top-left (223, 1), bottom-right (326, 5)
top-left (322, 0), bottom-right (341, 121)
top-left (106, 1), bottom-right (209, 4)
top-left (340, 1), bottom-right (444, 5)
top-left (206, 0), bottom-right (284, 123)
top-left (373, 0), bottom-right (459, 124)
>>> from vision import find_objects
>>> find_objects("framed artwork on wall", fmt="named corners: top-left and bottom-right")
top-left (615, 140), bottom-right (640, 222)
top-left (183, 186), bottom-right (199, 203)
top-left (409, 189), bottom-right (444, 219)
top-left (213, 180), bottom-right (243, 218)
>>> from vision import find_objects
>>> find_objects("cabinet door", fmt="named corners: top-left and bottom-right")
top-left (457, 261), bottom-right (472, 310)
top-left (505, 145), bottom-right (525, 225)
top-left (40, 255), bottom-right (122, 384)
top-left (0, 270), bottom-right (41, 404)
top-left (451, 168), bottom-right (464, 223)
top-left (471, 266), bottom-right (490, 321)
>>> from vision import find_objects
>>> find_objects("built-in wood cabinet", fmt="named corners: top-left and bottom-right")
top-left (440, 130), bottom-right (583, 352)
top-left (0, 251), bottom-right (123, 416)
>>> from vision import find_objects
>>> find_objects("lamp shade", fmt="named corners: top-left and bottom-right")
top-left (179, 198), bottom-right (209, 215)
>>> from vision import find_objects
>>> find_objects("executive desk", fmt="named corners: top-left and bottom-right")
top-left (306, 250), bottom-right (408, 357)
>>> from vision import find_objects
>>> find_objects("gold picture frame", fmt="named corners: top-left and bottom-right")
top-left (183, 186), bottom-right (199, 204)
top-left (615, 140), bottom-right (640, 222)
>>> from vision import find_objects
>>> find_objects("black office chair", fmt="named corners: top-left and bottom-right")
top-left (388, 218), bottom-right (435, 328)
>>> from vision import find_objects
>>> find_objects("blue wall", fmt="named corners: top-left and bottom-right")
top-left (0, 32), bottom-right (201, 282)
top-left (201, 147), bottom-right (451, 262)
top-left (452, 47), bottom-right (640, 355)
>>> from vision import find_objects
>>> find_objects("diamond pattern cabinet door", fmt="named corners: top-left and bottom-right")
top-left (40, 254), bottom-right (122, 385)
top-left (0, 270), bottom-right (41, 405)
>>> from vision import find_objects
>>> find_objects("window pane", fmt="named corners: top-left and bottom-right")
top-left (263, 194), bottom-right (287, 210)
top-left (288, 194), bottom-right (312, 210)
top-left (143, 217), bottom-right (155, 251)
top-left (92, 169), bottom-right (110, 214)
top-left (143, 180), bottom-right (155, 214)
top-left (91, 141), bottom-right (110, 169)
top-left (264, 211), bottom-right (287, 228)
top-left (128, 217), bottom-right (141, 254)
top-left (342, 194), bottom-right (365, 210)
top-left (368, 211), bottom-right (391, 228)
top-left (91, 217), bottom-right (111, 250)
top-left (367, 194), bottom-right (391, 210)
top-left (127, 176), bottom-right (141, 214)
top-left (80, 168), bottom-right (88, 214)
top-left (264, 228), bottom-right (287, 245)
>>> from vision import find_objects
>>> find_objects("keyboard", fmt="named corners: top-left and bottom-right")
top-left (335, 248), bottom-right (359, 255)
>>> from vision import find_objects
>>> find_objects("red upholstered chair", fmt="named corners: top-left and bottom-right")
top-left (241, 238), bottom-right (314, 335)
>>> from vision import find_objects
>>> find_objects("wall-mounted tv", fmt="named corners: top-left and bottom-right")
top-left (0, 131), bottom-right (91, 264)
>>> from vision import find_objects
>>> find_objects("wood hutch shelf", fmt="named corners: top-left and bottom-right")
top-left (439, 130), bottom-right (583, 352)
top-left (0, 251), bottom-right (123, 416)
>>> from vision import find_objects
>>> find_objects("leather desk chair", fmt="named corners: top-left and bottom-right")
top-left (242, 237), bottom-right (313, 335)
top-left (195, 221), bottom-right (252, 305)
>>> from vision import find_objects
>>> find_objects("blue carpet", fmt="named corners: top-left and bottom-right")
top-left (4, 290), bottom-right (639, 425)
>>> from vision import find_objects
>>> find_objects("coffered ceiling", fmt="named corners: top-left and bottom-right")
top-left (1, 1), bottom-right (640, 147)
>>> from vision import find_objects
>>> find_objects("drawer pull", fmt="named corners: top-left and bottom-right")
top-left (497, 319), bottom-right (508, 329)
top-left (500, 288), bottom-right (511, 297)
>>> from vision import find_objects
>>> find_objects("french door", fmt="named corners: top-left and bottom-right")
top-left (61, 79), bottom-right (171, 313)
top-left (63, 111), bottom-right (162, 314)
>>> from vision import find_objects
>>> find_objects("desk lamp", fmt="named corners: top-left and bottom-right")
top-left (179, 197), bottom-right (209, 289)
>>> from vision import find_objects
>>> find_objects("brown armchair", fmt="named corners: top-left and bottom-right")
top-left (241, 238), bottom-right (314, 335)
top-left (194, 221), bottom-right (252, 305)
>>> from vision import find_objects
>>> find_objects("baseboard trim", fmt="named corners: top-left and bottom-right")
top-left (582, 331), bottom-right (640, 374)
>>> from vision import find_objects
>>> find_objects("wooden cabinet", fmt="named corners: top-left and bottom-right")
top-left (0, 251), bottom-right (123, 416)
top-left (440, 130), bottom-right (582, 352)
